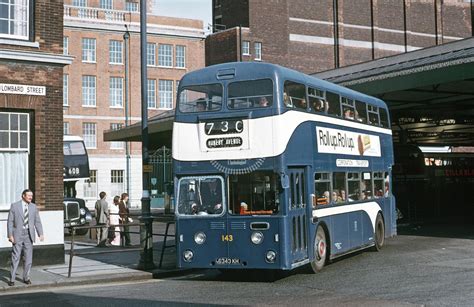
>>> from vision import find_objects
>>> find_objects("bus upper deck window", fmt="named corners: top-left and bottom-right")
top-left (308, 87), bottom-right (327, 113)
top-left (284, 81), bottom-right (306, 110)
top-left (355, 100), bottom-right (367, 123)
top-left (178, 84), bottom-right (222, 113)
top-left (326, 92), bottom-right (340, 117)
top-left (379, 108), bottom-right (390, 128)
top-left (367, 105), bottom-right (380, 126)
top-left (228, 79), bottom-right (273, 109)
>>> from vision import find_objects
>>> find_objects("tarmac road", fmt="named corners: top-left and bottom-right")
top-left (2, 223), bottom-right (474, 306)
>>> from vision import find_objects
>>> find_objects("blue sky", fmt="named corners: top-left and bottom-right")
top-left (153, 0), bottom-right (213, 33)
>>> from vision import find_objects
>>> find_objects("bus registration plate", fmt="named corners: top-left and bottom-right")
top-left (216, 257), bottom-right (241, 265)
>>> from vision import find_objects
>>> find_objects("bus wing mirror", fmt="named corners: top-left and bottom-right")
top-left (280, 173), bottom-right (289, 189)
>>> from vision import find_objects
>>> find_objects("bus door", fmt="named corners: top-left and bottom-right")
top-left (287, 168), bottom-right (309, 263)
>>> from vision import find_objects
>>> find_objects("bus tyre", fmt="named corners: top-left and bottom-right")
top-left (310, 226), bottom-right (327, 273)
top-left (71, 228), bottom-right (89, 236)
top-left (373, 213), bottom-right (385, 251)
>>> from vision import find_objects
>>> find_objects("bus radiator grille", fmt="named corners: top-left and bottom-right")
top-left (231, 222), bottom-right (246, 230)
top-left (210, 222), bottom-right (225, 230)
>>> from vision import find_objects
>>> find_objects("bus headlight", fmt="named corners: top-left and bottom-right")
top-left (194, 232), bottom-right (206, 244)
top-left (183, 250), bottom-right (194, 262)
top-left (265, 250), bottom-right (276, 263)
top-left (251, 231), bottom-right (264, 245)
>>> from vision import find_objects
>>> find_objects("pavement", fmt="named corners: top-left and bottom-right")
top-left (0, 239), bottom-right (188, 294)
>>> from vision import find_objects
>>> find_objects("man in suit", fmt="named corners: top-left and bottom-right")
top-left (201, 180), bottom-right (223, 214)
top-left (95, 191), bottom-right (109, 247)
top-left (7, 189), bottom-right (44, 286)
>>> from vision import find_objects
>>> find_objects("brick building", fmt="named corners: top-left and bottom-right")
top-left (207, 0), bottom-right (473, 73)
top-left (0, 0), bottom-right (72, 263)
top-left (63, 0), bottom-right (205, 208)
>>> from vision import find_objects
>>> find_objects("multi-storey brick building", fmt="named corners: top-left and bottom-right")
top-left (207, 0), bottom-right (473, 73)
top-left (0, 0), bottom-right (72, 264)
top-left (63, 0), bottom-right (205, 208)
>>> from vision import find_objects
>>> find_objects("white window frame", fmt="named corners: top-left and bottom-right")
top-left (63, 122), bottom-right (70, 135)
top-left (147, 43), bottom-right (156, 66)
top-left (0, 112), bottom-right (29, 151)
top-left (83, 170), bottom-right (97, 198)
top-left (82, 122), bottom-right (96, 149)
top-left (147, 79), bottom-right (156, 109)
top-left (175, 45), bottom-right (186, 68)
top-left (110, 123), bottom-right (124, 149)
top-left (0, 0), bottom-right (30, 40)
top-left (109, 77), bottom-right (123, 108)
top-left (82, 38), bottom-right (96, 63)
top-left (63, 36), bottom-right (69, 55)
top-left (63, 74), bottom-right (69, 106)
top-left (126, 1), bottom-right (139, 12)
top-left (82, 75), bottom-right (96, 107)
top-left (100, 0), bottom-right (113, 9)
top-left (255, 42), bottom-right (262, 61)
top-left (110, 169), bottom-right (124, 197)
top-left (242, 41), bottom-right (250, 55)
top-left (159, 80), bottom-right (173, 109)
top-left (109, 40), bottom-right (123, 64)
top-left (158, 44), bottom-right (173, 67)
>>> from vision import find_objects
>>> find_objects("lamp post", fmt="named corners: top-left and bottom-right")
top-left (123, 26), bottom-right (131, 198)
top-left (138, 0), bottom-right (154, 270)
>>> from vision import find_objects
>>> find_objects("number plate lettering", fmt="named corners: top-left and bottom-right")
top-left (216, 257), bottom-right (241, 265)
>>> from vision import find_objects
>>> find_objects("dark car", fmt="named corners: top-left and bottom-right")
top-left (64, 197), bottom-right (92, 235)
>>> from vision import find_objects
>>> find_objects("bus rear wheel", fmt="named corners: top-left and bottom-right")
top-left (373, 213), bottom-right (385, 251)
top-left (310, 226), bottom-right (327, 273)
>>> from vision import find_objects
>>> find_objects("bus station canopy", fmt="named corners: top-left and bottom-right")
top-left (103, 109), bottom-right (174, 151)
top-left (313, 37), bottom-right (474, 147)
top-left (105, 37), bottom-right (474, 147)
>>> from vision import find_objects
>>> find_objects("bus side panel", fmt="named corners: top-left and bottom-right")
top-left (349, 211), bottom-right (363, 249)
top-left (360, 209), bottom-right (375, 243)
top-left (329, 213), bottom-right (351, 255)
top-left (382, 195), bottom-right (397, 237)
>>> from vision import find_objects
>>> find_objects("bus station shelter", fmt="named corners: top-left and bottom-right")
top-left (104, 36), bottom-right (474, 221)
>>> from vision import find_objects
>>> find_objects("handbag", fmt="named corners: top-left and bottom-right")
top-left (107, 227), bottom-right (115, 240)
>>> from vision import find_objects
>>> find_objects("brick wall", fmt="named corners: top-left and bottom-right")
top-left (0, 63), bottom-right (64, 211)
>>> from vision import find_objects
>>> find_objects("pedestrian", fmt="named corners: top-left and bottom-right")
top-left (95, 191), bottom-right (109, 247)
top-left (7, 189), bottom-right (44, 286)
top-left (119, 193), bottom-right (132, 246)
top-left (109, 196), bottom-right (121, 246)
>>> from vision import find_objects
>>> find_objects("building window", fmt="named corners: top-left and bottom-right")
top-left (82, 38), bottom-right (96, 63)
top-left (159, 80), bottom-right (173, 109)
top-left (242, 41), bottom-right (250, 55)
top-left (147, 43), bottom-right (156, 66)
top-left (0, 0), bottom-right (30, 40)
top-left (255, 42), bottom-right (262, 60)
top-left (82, 122), bottom-right (96, 149)
top-left (63, 36), bottom-right (69, 55)
top-left (73, 0), bottom-right (87, 6)
top-left (175, 45), bottom-right (185, 68)
top-left (83, 170), bottom-right (97, 198)
top-left (126, 1), bottom-right (138, 12)
top-left (109, 40), bottom-right (123, 64)
top-left (109, 77), bottom-right (123, 108)
top-left (63, 74), bottom-right (69, 106)
top-left (110, 123), bottom-right (124, 149)
top-left (158, 44), bottom-right (172, 67)
top-left (82, 76), bottom-right (96, 107)
top-left (147, 79), bottom-right (156, 109)
top-left (0, 112), bottom-right (29, 208)
top-left (0, 112), bottom-right (29, 150)
top-left (110, 170), bottom-right (124, 197)
top-left (63, 122), bottom-right (70, 135)
top-left (100, 0), bottom-right (112, 9)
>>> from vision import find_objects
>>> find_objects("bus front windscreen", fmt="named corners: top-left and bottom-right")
top-left (177, 176), bottom-right (224, 216)
top-left (178, 84), bottom-right (223, 113)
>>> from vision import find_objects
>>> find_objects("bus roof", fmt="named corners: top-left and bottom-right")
top-left (179, 62), bottom-right (387, 109)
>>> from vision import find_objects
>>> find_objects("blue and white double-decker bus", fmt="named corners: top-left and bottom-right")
top-left (173, 62), bottom-right (396, 272)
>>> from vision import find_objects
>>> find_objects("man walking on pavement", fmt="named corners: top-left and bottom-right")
top-left (7, 189), bottom-right (44, 286)
top-left (95, 191), bottom-right (109, 247)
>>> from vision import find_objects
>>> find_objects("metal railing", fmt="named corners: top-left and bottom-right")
top-left (65, 215), bottom-right (175, 278)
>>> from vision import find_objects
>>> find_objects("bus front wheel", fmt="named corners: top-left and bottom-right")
top-left (373, 213), bottom-right (385, 251)
top-left (310, 226), bottom-right (327, 273)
